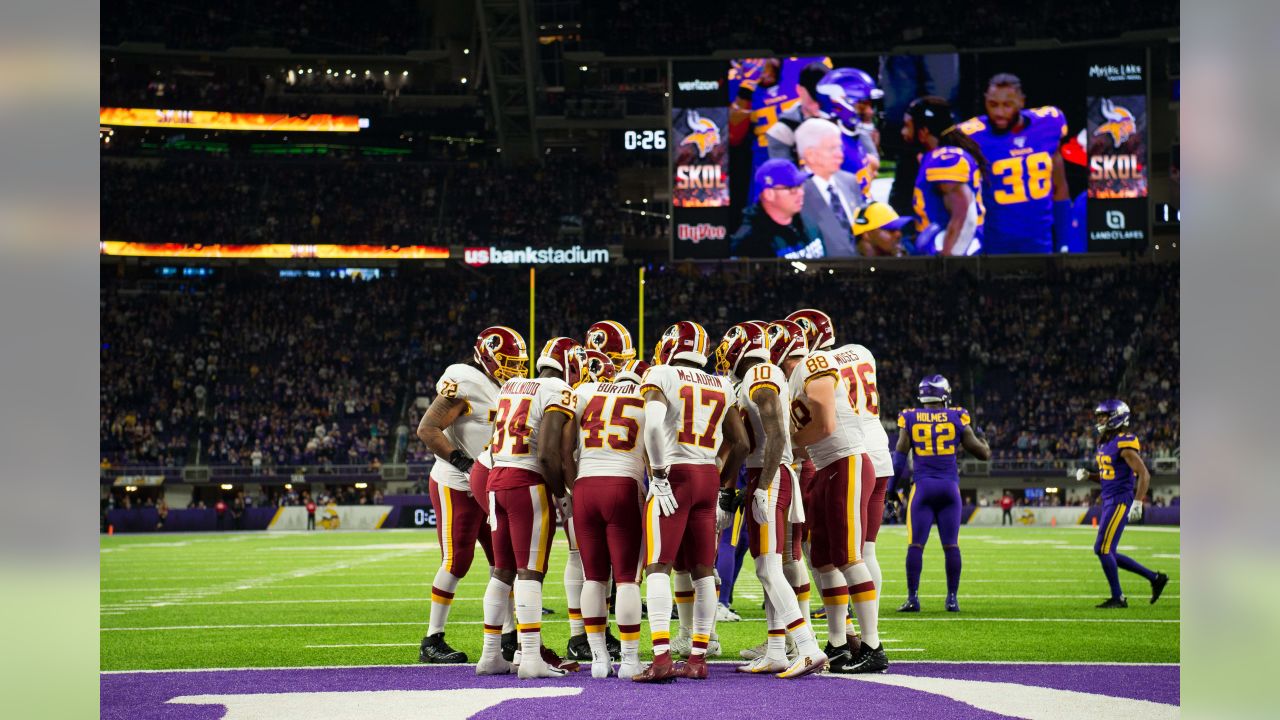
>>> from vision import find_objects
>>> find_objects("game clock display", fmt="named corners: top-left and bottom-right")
top-left (620, 129), bottom-right (667, 151)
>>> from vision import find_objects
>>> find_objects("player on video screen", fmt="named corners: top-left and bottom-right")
top-left (903, 96), bottom-right (990, 256)
top-left (958, 73), bottom-right (1071, 254)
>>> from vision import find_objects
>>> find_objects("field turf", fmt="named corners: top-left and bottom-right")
top-left (100, 524), bottom-right (1178, 671)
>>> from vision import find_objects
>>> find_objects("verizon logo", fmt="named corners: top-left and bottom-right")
top-left (677, 79), bottom-right (719, 91)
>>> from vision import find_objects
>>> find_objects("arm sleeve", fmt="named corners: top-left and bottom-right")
top-left (643, 399), bottom-right (670, 470)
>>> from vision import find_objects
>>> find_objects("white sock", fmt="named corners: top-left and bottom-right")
top-left (428, 568), bottom-right (460, 636)
top-left (757, 553), bottom-right (818, 655)
top-left (672, 571), bottom-right (694, 637)
top-left (763, 596), bottom-right (786, 661)
top-left (784, 559), bottom-right (811, 623)
top-left (481, 576), bottom-right (511, 658)
top-left (819, 569), bottom-right (849, 647)
top-left (646, 572), bottom-right (673, 657)
top-left (581, 580), bottom-right (610, 663)
top-left (616, 583), bottom-right (642, 665)
top-left (503, 587), bottom-right (516, 634)
top-left (690, 575), bottom-right (716, 657)
top-left (565, 549), bottom-right (585, 636)
top-left (842, 562), bottom-right (879, 648)
top-left (863, 540), bottom-right (881, 618)
top-left (514, 579), bottom-right (544, 660)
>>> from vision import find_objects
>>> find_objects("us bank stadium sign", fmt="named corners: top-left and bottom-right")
top-left (463, 245), bottom-right (612, 266)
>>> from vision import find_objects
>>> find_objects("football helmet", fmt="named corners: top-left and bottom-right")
top-left (917, 374), bottom-right (951, 405)
top-left (615, 358), bottom-right (650, 385)
top-left (714, 323), bottom-right (770, 378)
top-left (537, 336), bottom-right (586, 386)
top-left (582, 349), bottom-right (617, 384)
top-left (584, 320), bottom-right (637, 364)
top-left (1094, 399), bottom-right (1131, 434)
top-left (815, 67), bottom-right (883, 125)
top-left (653, 321), bottom-right (710, 366)
top-left (474, 326), bottom-right (529, 383)
top-left (764, 319), bottom-right (808, 366)
top-left (786, 309), bottom-right (836, 351)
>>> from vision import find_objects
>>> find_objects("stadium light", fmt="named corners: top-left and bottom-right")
top-left (580, 65), bottom-right (588, 71)
top-left (791, 261), bottom-right (808, 272)
top-left (463, 48), bottom-right (470, 54)
top-left (402, 71), bottom-right (409, 76)
top-left (355, 482), bottom-right (368, 489)
top-left (124, 485), bottom-right (137, 492)
top-left (220, 484), bottom-right (233, 490)
top-left (870, 266), bottom-right (876, 272)
top-left (284, 483), bottom-right (293, 490)
top-left (460, 77), bottom-right (468, 84)
top-left (383, 70), bottom-right (389, 76)
top-left (828, 269), bottom-right (834, 275)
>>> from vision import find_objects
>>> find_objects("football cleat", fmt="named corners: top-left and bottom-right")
top-left (707, 631), bottom-right (722, 658)
top-left (1150, 572), bottom-right (1169, 604)
top-left (605, 628), bottom-right (622, 661)
top-left (739, 640), bottom-right (767, 661)
top-left (542, 606), bottom-right (556, 615)
top-left (500, 631), bottom-right (518, 662)
top-left (945, 593), bottom-right (960, 612)
top-left (475, 653), bottom-right (513, 676)
top-left (631, 653), bottom-right (680, 683)
top-left (1097, 597), bottom-right (1129, 609)
top-left (676, 655), bottom-right (709, 680)
top-left (811, 607), bottom-right (827, 620)
top-left (670, 631), bottom-right (692, 657)
top-left (418, 633), bottom-right (467, 664)
top-left (715, 603), bottom-right (742, 622)
top-left (617, 660), bottom-right (644, 680)
top-left (847, 633), bottom-right (862, 656)
top-left (566, 633), bottom-right (592, 662)
top-left (825, 645), bottom-right (856, 673)
top-left (848, 644), bottom-right (889, 674)
top-left (777, 651), bottom-right (828, 679)
top-left (517, 654), bottom-right (569, 679)
top-left (541, 646), bottom-right (580, 672)
top-left (591, 658), bottom-right (615, 679)
top-left (897, 596), bottom-right (921, 612)
top-left (736, 656), bottom-right (789, 674)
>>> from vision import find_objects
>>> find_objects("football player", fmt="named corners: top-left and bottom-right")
top-left (958, 74), bottom-right (1071, 254)
top-left (903, 96), bottom-right (990, 256)
top-left (475, 337), bottom-right (583, 679)
top-left (1074, 400), bottom-right (1170, 608)
top-left (415, 326), bottom-right (525, 664)
top-left (892, 375), bottom-right (990, 613)
top-left (632, 321), bottom-right (749, 682)
top-left (716, 323), bottom-right (827, 677)
top-left (572, 355), bottom-right (650, 678)
top-left (813, 67), bottom-right (884, 201)
top-left (784, 310), bottom-right (886, 674)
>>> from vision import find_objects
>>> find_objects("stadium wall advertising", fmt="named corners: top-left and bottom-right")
top-left (671, 45), bottom-right (1156, 260)
top-left (99, 107), bottom-right (368, 132)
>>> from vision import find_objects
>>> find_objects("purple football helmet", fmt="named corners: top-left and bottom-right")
top-left (1094, 399), bottom-right (1131, 433)
top-left (816, 67), bottom-right (884, 125)
top-left (917, 374), bottom-right (951, 405)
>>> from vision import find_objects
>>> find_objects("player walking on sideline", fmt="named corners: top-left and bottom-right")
top-left (892, 375), bottom-right (990, 613)
top-left (717, 323), bottom-right (827, 677)
top-left (573, 355), bottom-right (650, 678)
top-left (475, 338), bottom-right (583, 679)
top-left (784, 310), bottom-right (886, 674)
top-left (633, 322), bottom-right (750, 682)
top-left (1075, 400), bottom-right (1170, 608)
top-left (416, 326), bottom-right (525, 664)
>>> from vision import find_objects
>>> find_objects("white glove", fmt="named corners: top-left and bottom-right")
top-left (647, 470), bottom-right (678, 517)
top-left (1128, 501), bottom-right (1143, 523)
top-left (716, 505), bottom-right (732, 532)
top-left (556, 494), bottom-right (573, 521)
top-left (1075, 468), bottom-right (1090, 482)
top-left (751, 487), bottom-right (773, 526)
top-left (486, 492), bottom-right (497, 531)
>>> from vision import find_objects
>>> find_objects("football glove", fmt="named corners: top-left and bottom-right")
top-left (555, 493), bottom-right (573, 522)
top-left (1128, 501), bottom-right (1143, 523)
top-left (647, 469), bottom-right (678, 517)
top-left (751, 487), bottom-right (774, 526)
top-left (1075, 468), bottom-right (1090, 482)
top-left (448, 449), bottom-right (474, 475)
top-left (716, 488), bottom-right (735, 531)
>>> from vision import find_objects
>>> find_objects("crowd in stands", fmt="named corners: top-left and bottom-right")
top-left (102, 260), bottom-right (1179, 470)
top-left (101, 155), bottom-right (667, 248)
top-left (577, 1), bottom-right (1177, 55)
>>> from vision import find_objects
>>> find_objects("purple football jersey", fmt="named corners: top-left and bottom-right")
top-left (1095, 432), bottom-right (1141, 501)
top-left (897, 406), bottom-right (971, 484)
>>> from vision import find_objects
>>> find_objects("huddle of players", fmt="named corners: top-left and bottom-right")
top-left (417, 311), bottom-right (905, 682)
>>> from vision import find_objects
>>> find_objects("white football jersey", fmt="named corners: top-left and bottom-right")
top-left (490, 376), bottom-right (576, 475)
top-left (788, 349), bottom-right (866, 470)
top-left (735, 362), bottom-right (793, 469)
top-left (429, 363), bottom-right (499, 491)
top-left (573, 381), bottom-right (646, 480)
top-left (639, 364), bottom-right (737, 467)
top-left (831, 343), bottom-right (892, 476)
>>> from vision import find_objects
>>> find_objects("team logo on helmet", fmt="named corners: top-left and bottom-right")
top-left (714, 323), bottom-right (768, 377)
top-left (581, 349), bottom-right (617, 384)
top-left (1094, 398), bottom-right (1131, 433)
top-left (786, 309), bottom-right (835, 351)
top-left (764, 319), bottom-right (807, 366)
top-left (584, 320), bottom-right (635, 363)
top-left (474, 326), bottom-right (528, 383)
top-left (1095, 99), bottom-right (1137, 148)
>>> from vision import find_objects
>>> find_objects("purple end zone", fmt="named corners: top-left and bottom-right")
top-left (102, 662), bottom-right (1179, 720)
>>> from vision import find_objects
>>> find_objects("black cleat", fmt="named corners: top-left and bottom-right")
top-left (1150, 573), bottom-right (1169, 604)
top-left (566, 632), bottom-right (592, 662)
top-left (605, 628), bottom-right (622, 661)
top-left (824, 644), bottom-right (856, 673)
top-left (1096, 596), bottom-right (1128, 609)
top-left (418, 632), bottom-right (467, 663)
top-left (897, 596), bottom-right (921, 612)
top-left (500, 631), bottom-right (518, 662)
top-left (945, 593), bottom-right (960, 612)
top-left (849, 643), bottom-right (889, 674)
top-left (542, 606), bottom-right (556, 615)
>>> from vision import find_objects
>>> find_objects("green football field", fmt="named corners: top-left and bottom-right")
top-left (100, 525), bottom-right (1179, 671)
